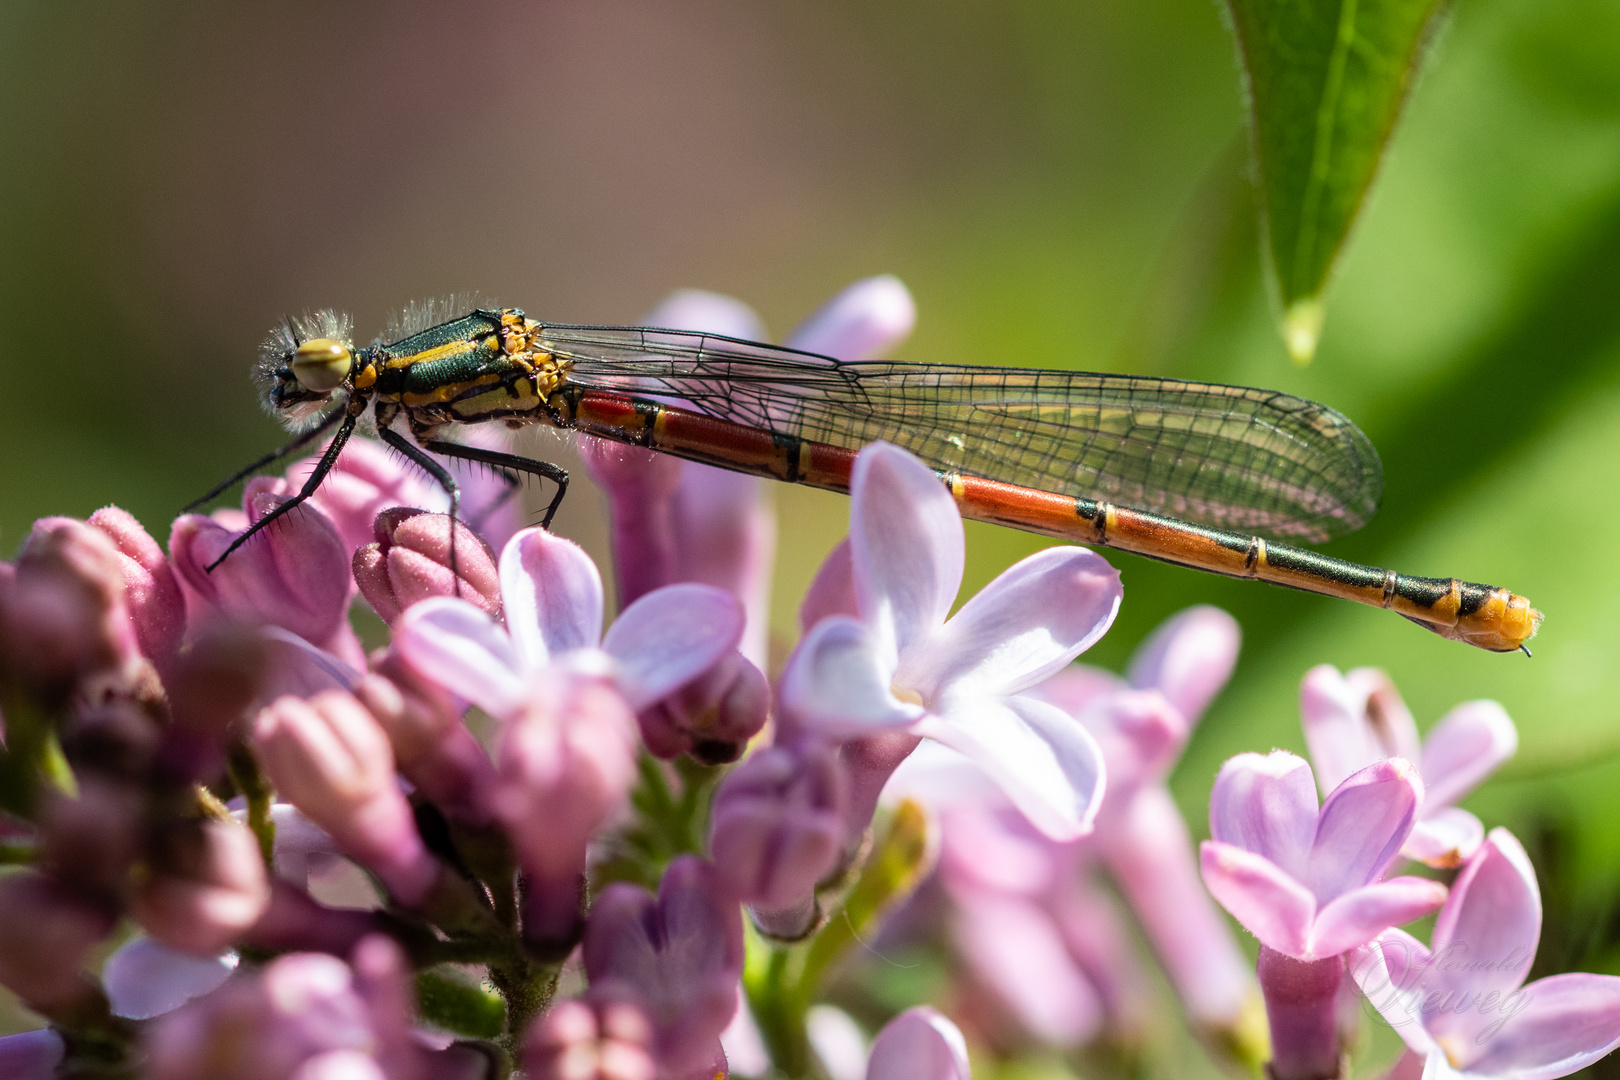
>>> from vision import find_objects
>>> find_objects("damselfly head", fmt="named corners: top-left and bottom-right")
top-left (258, 310), bottom-right (356, 427)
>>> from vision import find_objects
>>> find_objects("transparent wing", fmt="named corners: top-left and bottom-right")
top-left (540, 325), bottom-right (1383, 543)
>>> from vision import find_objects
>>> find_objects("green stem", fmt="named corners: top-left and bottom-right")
top-left (226, 744), bottom-right (275, 866)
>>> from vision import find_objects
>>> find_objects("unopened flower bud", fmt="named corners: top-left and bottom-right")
top-left (0, 1029), bottom-right (65, 1079)
top-left (2, 518), bottom-right (139, 699)
top-left (527, 995), bottom-right (657, 1080)
top-left (88, 506), bottom-right (186, 672)
top-left (169, 478), bottom-right (352, 649)
top-left (0, 871), bottom-right (116, 1015)
top-left (38, 775), bottom-right (146, 901)
top-left (493, 674), bottom-right (638, 954)
top-left (353, 508), bottom-right (501, 625)
top-left (133, 817), bottom-right (272, 956)
top-left (357, 659), bottom-right (498, 825)
top-left (638, 651), bottom-right (770, 763)
top-left (710, 741), bottom-right (847, 933)
top-left (254, 692), bottom-right (438, 907)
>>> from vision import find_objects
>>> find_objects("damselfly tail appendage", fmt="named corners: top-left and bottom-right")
top-left (193, 307), bottom-right (1541, 653)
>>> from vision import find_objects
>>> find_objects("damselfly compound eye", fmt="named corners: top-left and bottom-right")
top-left (291, 338), bottom-right (352, 392)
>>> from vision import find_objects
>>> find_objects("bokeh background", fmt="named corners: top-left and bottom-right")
top-left (2, 0), bottom-right (1619, 1072)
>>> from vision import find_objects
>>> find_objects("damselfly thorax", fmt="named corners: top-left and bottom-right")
top-left (194, 304), bottom-right (1542, 654)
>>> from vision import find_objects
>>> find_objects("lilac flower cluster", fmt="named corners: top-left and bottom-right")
top-left (0, 276), bottom-right (1616, 1080)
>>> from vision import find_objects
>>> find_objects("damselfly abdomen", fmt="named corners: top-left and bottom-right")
top-left (195, 305), bottom-right (1541, 653)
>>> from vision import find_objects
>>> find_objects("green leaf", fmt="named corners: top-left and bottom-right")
top-left (1223, 0), bottom-right (1449, 362)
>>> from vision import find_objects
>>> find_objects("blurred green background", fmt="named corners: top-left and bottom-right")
top-left (2, 0), bottom-right (1618, 1070)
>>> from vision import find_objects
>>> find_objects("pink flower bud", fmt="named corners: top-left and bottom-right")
top-left (2, 517), bottom-right (140, 698)
top-left (38, 775), bottom-right (145, 901)
top-left (254, 692), bottom-right (438, 907)
top-left (133, 817), bottom-right (272, 956)
top-left (88, 506), bottom-right (186, 672)
top-left (169, 478), bottom-right (352, 650)
top-left (866, 1007), bottom-right (970, 1080)
top-left (353, 508), bottom-right (501, 626)
top-left (493, 674), bottom-right (638, 952)
top-left (526, 995), bottom-right (657, 1080)
top-left (0, 871), bottom-right (115, 1015)
top-left (584, 856), bottom-right (744, 1077)
top-left (637, 651), bottom-right (770, 764)
top-left (709, 741), bottom-right (847, 912)
top-left (145, 950), bottom-right (375, 1080)
top-left (241, 879), bottom-right (387, 957)
top-left (356, 659), bottom-right (498, 825)
top-left (290, 435), bottom-right (446, 556)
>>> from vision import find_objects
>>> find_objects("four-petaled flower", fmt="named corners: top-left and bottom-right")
top-left (779, 441), bottom-right (1122, 840)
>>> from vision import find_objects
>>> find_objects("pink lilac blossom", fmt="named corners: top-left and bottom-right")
top-left (253, 690), bottom-right (440, 908)
top-left (864, 1008), bottom-right (971, 1080)
top-left (492, 670), bottom-right (640, 952)
top-left (353, 508), bottom-right (502, 625)
top-left (583, 276), bottom-right (916, 671)
top-left (394, 525), bottom-right (744, 726)
top-left (1352, 828), bottom-right (1620, 1079)
top-left (526, 994), bottom-right (658, 1080)
top-left (131, 816), bottom-right (272, 956)
top-left (779, 441), bottom-right (1120, 841)
top-left (170, 477), bottom-right (365, 668)
top-left (102, 936), bottom-right (238, 1020)
top-left (582, 856), bottom-right (745, 1079)
top-left (708, 738), bottom-right (849, 937)
top-left (1300, 665), bottom-right (1517, 868)
top-left (1030, 606), bottom-right (1255, 1032)
top-left (86, 505), bottom-right (186, 673)
top-left (1201, 751), bottom-right (1447, 961)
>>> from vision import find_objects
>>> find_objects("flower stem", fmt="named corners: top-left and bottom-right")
top-left (1256, 945), bottom-right (1344, 1080)
top-left (226, 743), bottom-right (275, 866)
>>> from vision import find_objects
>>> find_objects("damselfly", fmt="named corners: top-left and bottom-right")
top-left (194, 304), bottom-right (1541, 653)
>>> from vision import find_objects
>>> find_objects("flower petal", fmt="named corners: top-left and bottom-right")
top-left (951, 892), bottom-right (1102, 1046)
top-left (849, 444), bottom-right (963, 662)
top-left (602, 583), bottom-right (742, 711)
top-left (800, 539), bottom-right (858, 632)
top-left (1306, 758), bottom-right (1423, 901)
top-left (259, 627), bottom-right (362, 699)
top-left (103, 938), bottom-right (236, 1019)
top-left (785, 275), bottom-right (917, 362)
top-left (779, 617), bottom-right (923, 735)
top-left (919, 693), bottom-right (1104, 841)
top-left (1208, 751), bottom-right (1318, 878)
top-left (865, 1007), bottom-right (971, 1080)
top-left (899, 547), bottom-right (1121, 700)
top-left (1348, 930), bottom-right (1441, 1056)
top-left (1125, 605), bottom-right (1240, 724)
top-left (1309, 876), bottom-right (1448, 958)
top-left (1299, 664), bottom-right (1379, 795)
top-left (501, 527), bottom-right (605, 666)
top-left (1404, 807), bottom-right (1485, 869)
top-left (1199, 840), bottom-right (1316, 959)
top-left (1423, 828), bottom-right (1541, 1050)
top-left (395, 597), bottom-right (527, 719)
top-left (1462, 973), bottom-right (1620, 1079)
top-left (1419, 701), bottom-right (1517, 810)
top-left (644, 289), bottom-right (766, 341)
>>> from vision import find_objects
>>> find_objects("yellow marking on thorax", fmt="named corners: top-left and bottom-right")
top-left (386, 339), bottom-right (478, 368)
top-left (352, 362), bottom-right (378, 390)
top-left (401, 372), bottom-right (502, 407)
top-left (450, 379), bottom-right (544, 420)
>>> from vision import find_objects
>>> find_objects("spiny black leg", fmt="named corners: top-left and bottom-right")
top-left (184, 406), bottom-right (346, 513)
top-left (205, 413), bottom-right (359, 571)
top-left (378, 427), bottom-right (463, 597)
top-left (422, 440), bottom-right (570, 529)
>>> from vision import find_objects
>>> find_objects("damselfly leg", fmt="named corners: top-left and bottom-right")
top-left (182, 406), bottom-right (347, 514)
top-left (203, 411), bottom-right (360, 571)
top-left (422, 440), bottom-right (569, 529)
